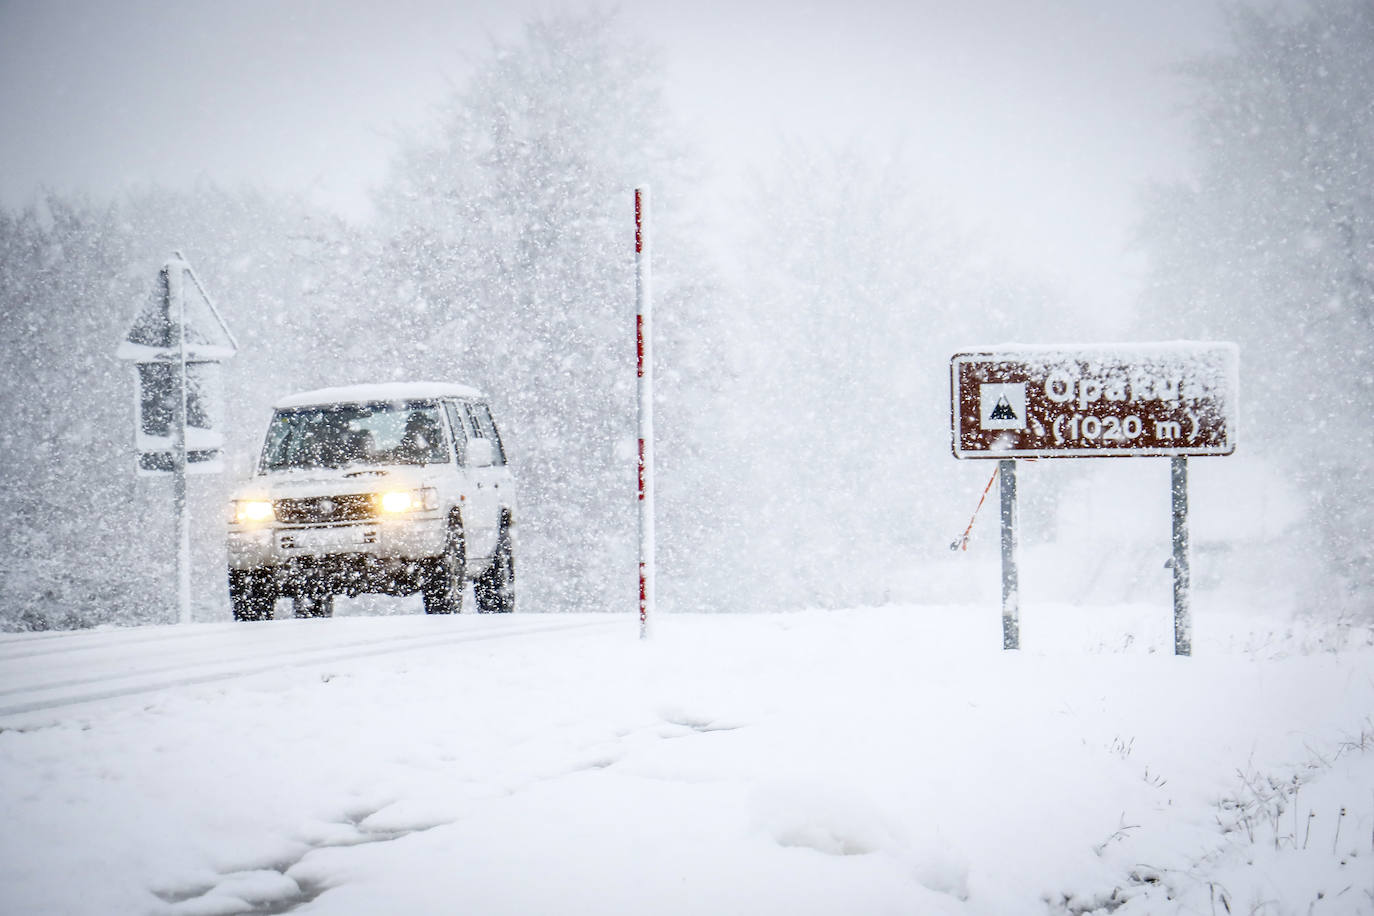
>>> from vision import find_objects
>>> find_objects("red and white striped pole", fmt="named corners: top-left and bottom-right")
top-left (635, 186), bottom-right (654, 640)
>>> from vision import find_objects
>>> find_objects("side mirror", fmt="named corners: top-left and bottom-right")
top-left (466, 438), bottom-right (495, 468)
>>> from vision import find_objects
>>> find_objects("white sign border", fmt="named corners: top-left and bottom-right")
top-left (950, 344), bottom-right (1239, 460)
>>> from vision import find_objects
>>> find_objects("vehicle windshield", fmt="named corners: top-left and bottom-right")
top-left (260, 401), bottom-right (449, 472)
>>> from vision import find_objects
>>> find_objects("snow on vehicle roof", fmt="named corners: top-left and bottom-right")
top-left (274, 382), bottom-right (484, 409)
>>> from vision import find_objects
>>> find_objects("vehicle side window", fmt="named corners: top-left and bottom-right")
top-left (394, 404), bottom-right (449, 465)
top-left (464, 402), bottom-right (507, 467)
top-left (442, 400), bottom-right (468, 466)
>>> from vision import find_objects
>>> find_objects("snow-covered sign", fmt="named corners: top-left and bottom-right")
top-left (117, 253), bottom-right (237, 475)
top-left (950, 343), bottom-right (1238, 459)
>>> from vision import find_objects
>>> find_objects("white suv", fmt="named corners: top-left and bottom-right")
top-left (226, 382), bottom-right (515, 620)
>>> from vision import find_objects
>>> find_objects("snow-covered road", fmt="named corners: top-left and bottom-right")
top-left (1, 605), bottom-right (1371, 915)
top-left (0, 615), bottom-right (614, 717)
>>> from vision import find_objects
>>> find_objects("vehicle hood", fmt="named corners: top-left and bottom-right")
top-left (230, 466), bottom-right (435, 502)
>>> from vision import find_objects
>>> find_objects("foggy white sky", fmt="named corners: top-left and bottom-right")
top-left (0, 0), bottom-right (1231, 312)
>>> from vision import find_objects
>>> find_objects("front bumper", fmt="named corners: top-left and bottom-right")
top-left (227, 516), bottom-right (447, 570)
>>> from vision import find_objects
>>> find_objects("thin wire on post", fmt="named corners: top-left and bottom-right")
top-left (951, 464), bottom-right (1000, 552)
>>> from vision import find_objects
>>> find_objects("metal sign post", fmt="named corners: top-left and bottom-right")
top-left (635, 188), bottom-right (654, 639)
top-left (950, 344), bottom-right (1236, 655)
top-left (1171, 457), bottom-right (1191, 656)
top-left (118, 252), bottom-right (236, 624)
top-left (171, 265), bottom-right (192, 624)
top-left (999, 459), bottom-right (1019, 650)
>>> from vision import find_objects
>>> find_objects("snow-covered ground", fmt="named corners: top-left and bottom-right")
top-left (2, 603), bottom-right (1372, 915)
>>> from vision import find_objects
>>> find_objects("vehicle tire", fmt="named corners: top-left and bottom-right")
top-left (474, 525), bottom-right (515, 614)
top-left (229, 569), bottom-right (276, 622)
top-left (423, 521), bottom-right (465, 615)
top-left (292, 594), bottom-right (335, 618)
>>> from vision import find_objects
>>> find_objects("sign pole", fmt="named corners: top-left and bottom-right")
top-left (635, 187), bottom-right (654, 640)
top-left (999, 458), bottom-right (1019, 650)
top-left (119, 252), bottom-right (237, 625)
top-left (1171, 456), bottom-right (1191, 656)
top-left (171, 263), bottom-right (192, 625)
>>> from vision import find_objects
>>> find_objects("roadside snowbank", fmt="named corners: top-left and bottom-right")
top-left (1, 604), bottom-right (1370, 914)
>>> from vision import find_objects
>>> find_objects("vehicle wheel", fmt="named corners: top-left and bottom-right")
top-left (292, 594), bottom-right (334, 618)
top-left (229, 569), bottom-right (276, 622)
top-left (423, 521), bottom-right (465, 615)
top-left (474, 526), bottom-right (515, 614)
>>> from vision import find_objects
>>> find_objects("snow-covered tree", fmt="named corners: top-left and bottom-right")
top-left (367, 12), bottom-right (729, 613)
top-left (0, 196), bottom-right (160, 629)
top-left (1138, 0), bottom-right (1374, 605)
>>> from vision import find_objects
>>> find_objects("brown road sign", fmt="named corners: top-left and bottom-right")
top-left (951, 344), bottom-right (1238, 458)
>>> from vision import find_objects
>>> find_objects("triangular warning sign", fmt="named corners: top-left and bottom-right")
top-left (117, 252), bottom-right (237, 361)
top-left (989, 395), bottom-right (1018, 421)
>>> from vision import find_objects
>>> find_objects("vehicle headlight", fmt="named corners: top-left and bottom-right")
top-left (379, 488), bottom-right (438, 513)
top-left (232, 500), bottom-right (275, 524)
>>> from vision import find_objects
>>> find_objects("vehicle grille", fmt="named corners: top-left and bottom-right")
top-left (274, 494), bottom-right (378, 524)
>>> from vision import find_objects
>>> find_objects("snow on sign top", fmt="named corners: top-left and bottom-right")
top-left (116, 254), bottom-right (237, 362)
top-left (951, 342), bottom-right (1239, 459)
top-left (274, 382), bottom-right (485, 409)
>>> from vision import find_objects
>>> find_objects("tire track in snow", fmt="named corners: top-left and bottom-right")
top-left (0, 622), bottom-right (253, 662)
top-left (0, 622), bottom-right (547, 697)
top-left (0, 617), bottom-right (616, 719)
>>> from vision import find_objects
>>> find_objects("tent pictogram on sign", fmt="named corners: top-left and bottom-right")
top-left (978, 382), bottom-right (1027, 431)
